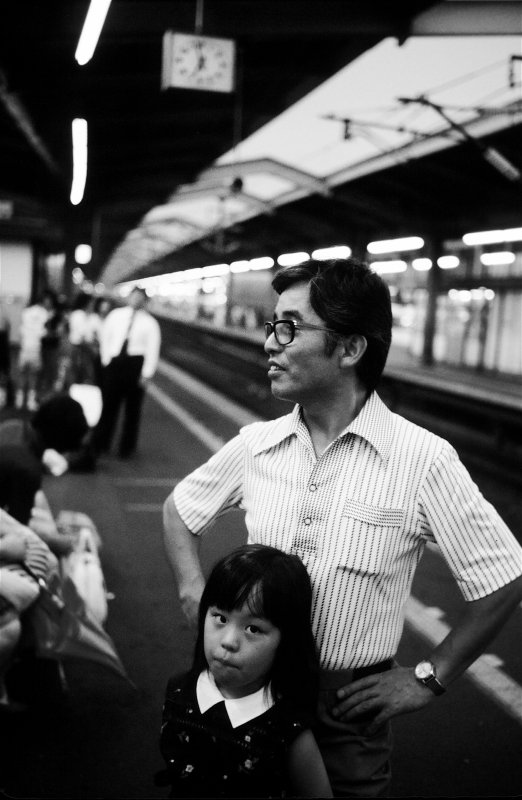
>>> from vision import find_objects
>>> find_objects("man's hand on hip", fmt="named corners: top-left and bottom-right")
top-left (331, 665), bottom-right (435, 734)
top-left (179, 577), bottom-right (205, 627)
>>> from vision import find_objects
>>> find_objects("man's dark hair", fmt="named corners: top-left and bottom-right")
top-left (31, 394), bottom-right (89, 454)
top-left (272, 258), bottom-right (392, 392)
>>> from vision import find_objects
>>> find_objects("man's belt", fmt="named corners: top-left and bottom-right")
top-left (353, 659), bottom-right (393, 681)
top-left (319, 659), bottom-right (393, 691)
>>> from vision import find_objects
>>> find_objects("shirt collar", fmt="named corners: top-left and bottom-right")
top-left (196, 670), bottom-right (274, 728)
top-left (344, 391), bottom-right (394, 461)
top-left (251, 393), bottom-right (394, 462)
top-left (250, 407), bottom-right (301, 455)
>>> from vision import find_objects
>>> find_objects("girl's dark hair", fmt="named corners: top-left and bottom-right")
top-left (272, 258), bottom-right (392, 393)
top-left (192, 544), bottom-right (319, 716)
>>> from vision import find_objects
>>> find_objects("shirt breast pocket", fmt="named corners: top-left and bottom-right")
top-left (340, 499), bottom-right (405, 575)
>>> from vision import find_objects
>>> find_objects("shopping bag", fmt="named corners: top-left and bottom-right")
top-left (61, 529), bottom-right (108, 625)
top-left (22, 563), bottom-right (128, 681)
top-left (56, 510), bottom-right (102, 551)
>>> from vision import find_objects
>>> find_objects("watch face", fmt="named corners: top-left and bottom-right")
top-left (163, 32), bottom-right (236, 93)
top-left (415, 661), bottom-right (433, 680)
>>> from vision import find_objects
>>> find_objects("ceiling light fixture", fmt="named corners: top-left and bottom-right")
top-left (249, 257), bottom-right (274, 270)
top-left (412, 258), bottom-right (432, 271)
top-left (462, 228), bottom-right (522, 245)
top-left (367, 236), bottom-right (424, 254)
top-left (312, 245), bottom-right (352, 260)
top-left (437, 255), bottom-right (460, 269)
top-left (230, 260), bottom-right (250, 273)
top-left (75, 0), bottom-right (113, 65)
top-left (480, 251), bottom-right (515, 266)
top-left (70, 118), bottom-right (88, 205)
top-left (201, 263), bottom-right (230, 277)
top-left (75, 244), bottom-right (92, 264)
top-left (370, 260), bottom-right (407, 274)
top-left (277, 252), bottom-right (310, 267)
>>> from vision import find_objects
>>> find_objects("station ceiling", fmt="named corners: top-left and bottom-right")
top-left (0, 1), bottom-right (520, 287)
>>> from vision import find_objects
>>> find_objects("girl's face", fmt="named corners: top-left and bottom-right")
top-left (203, 596), bottom-right (281, 700)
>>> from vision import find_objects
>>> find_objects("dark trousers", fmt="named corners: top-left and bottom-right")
top-left (315, 667), bottom-right (393, 798)
top-left (93, 355), bottom-right (144, 457)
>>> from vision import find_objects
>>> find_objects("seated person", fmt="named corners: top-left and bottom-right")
top-left (0, 394), bottom-right (95, 527)
top-left (0, 509), bottom-right (58, 711)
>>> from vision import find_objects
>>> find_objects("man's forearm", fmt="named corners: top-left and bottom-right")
top-left (333, 574), bottom-right (522, 730)
top-left (429, 574), bottom-right (522, 686)
top-left (162, 494), bottom-right (205, 624)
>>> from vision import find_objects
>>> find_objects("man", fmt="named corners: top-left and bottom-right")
top-left (93, 287), bottom-right (161, 458)
top-left (162, 258), bottom-right (522, 797)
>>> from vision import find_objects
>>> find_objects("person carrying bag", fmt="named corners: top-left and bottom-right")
top-left (92, 288), bottom-right (161, 458)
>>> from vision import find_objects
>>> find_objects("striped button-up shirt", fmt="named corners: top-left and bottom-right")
top-left (173, 392), bottom-right (522, 670)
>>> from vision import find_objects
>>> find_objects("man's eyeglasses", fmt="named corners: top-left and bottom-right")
top-left (264, 319), bottom-right (338, 346)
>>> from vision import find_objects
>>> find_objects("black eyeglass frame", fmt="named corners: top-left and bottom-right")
top-left (264, 319), bottom-right (338, 346)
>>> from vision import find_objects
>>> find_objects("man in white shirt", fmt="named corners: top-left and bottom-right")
top-left (93, 287), bottom-right (161, 458)
top-left (162, 258), bottom-right (522, 797)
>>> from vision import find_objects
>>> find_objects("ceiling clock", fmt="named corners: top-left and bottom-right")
top-left (162, 32), bottom-right (236, 93)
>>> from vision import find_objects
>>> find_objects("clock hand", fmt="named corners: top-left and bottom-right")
top-left (189, 54), bottom-right (206, 76)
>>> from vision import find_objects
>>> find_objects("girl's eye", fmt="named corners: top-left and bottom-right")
top-left (246, 624), bottom-right (262, 634)
top-left (210, 610), bottom-right (227, 624)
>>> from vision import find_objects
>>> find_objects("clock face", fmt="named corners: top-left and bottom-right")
top-left (163, 32), bottom-right (236, 93)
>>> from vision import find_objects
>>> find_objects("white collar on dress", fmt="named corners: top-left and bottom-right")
top-left (196, 670), bottom-right (274, 728)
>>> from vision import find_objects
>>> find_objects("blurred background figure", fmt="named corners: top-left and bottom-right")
top-left (16, 291), bottom-right (54, 411)
top-left (0, 303), bottom-right (13, 410)
top-left (40, 293), bottom-right (68, 398)
top-left (63, 292), bottom-right (94, 388)
top-left (83, 297), bottom-right (112, 387)
top-left (93, 287), bottom-right (161, 459)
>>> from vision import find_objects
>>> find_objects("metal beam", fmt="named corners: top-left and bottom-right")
top-left (411, 2), bottom-right (522, 35)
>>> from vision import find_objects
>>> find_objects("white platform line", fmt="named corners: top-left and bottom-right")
top-left (146, 381), bottom-right (225, 453)
top-left (405, 596), bottom-right (522, 725)
top-left (149, 365), bottom-right (522, 724)
top-left (124, 503), bottom-right (164, 512)
top-left (156, 358), bottom-right (260, 428)
top-left (113, 478), bottom-right (177, 487)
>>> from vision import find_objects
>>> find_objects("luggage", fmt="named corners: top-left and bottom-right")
top-left (57, 512), bottom-right (107, 625)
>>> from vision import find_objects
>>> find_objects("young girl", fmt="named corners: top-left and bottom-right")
top-left (157, 544), bottom-right (332, 798)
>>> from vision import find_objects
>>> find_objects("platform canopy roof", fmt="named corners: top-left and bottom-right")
top-left (0, 1), bottom-right (520, 288)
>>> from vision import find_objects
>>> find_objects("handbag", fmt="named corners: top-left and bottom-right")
top-left (61, 528), bottom-right (108, 625)
top-left (21, 562), bottom-right (128, 680)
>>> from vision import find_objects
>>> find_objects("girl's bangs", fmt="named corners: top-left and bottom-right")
top-left (208, 567), bottom-right (267, 617)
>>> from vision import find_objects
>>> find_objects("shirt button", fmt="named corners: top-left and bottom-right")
top-left (304, 517), bottom-right (311, 526)
top-left (309, 483), bottom-right (317, 492)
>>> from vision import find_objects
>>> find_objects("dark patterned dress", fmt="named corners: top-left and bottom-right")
top-left (157, 673), bottom-right (309, 798)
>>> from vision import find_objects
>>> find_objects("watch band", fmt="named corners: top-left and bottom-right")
top-left (421, 672), bottom-right (446, 696)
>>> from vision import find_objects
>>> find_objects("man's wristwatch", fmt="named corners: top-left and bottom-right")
top-left (414, 660), bottom-right (446, 695)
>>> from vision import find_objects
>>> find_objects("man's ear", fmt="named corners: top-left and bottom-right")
top-left (339, 334), bottom-right (367, 367)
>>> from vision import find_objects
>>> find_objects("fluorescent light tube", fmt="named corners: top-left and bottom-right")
top-left (367, 237), bottom-right (424, 254)
top-left (75, 0), bottom-right (113, 65)
top-left (70, 118), bottom-right (88, 205)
